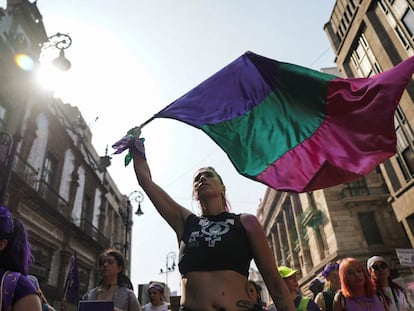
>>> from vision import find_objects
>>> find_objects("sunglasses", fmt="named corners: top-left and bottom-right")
top-left (371, 262), bottom-right (388, 271)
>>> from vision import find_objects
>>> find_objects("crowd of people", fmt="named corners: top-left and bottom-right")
top-left (0, 132), bottom-right (413, 311)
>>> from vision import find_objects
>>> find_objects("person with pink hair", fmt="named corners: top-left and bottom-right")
top-left (333, 258), bottom-right (386, 311)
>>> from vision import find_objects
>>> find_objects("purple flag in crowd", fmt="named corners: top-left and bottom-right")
top-left (64, 251), bottom-right (80, 303)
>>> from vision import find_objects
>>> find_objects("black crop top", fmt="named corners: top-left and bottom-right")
top-left (178, 212), bottom-right (253, 276)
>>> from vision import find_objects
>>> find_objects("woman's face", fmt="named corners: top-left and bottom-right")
top-left (148, 288), bottom-right (163, 305)
top-left (345, 262), bottom-right (365, 288)
top-left (369, 261), bottom-right (390, 283)
top-left (193, 169), bottom-right (224, 201)
top-left (100, 255), bottom-right (121, 279)
top-left (326, 270), bottom-right (340, 291)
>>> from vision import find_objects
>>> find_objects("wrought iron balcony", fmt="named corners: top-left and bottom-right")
top-left (0, 151), bottom-right (109, 247)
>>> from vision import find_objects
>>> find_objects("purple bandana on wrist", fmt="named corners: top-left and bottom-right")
top-left (112, 134), bottom-right (146, 166)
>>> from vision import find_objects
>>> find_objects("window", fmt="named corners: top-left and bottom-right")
top-left (406, 214), bottom-right (414, 239)
top-left (43, 154), bottom-right (57, 186)
top-left (358, 212), bottom-right (383, 245)
top-left (396, 25), bottom-right (411, 50)
top-left (0, 101), bottom-right (6, 130)
top-left (402, 8), bottom-right (414, 39)
top-left (378, 0), bottom-right (389, 14)
top-left (383, 159), bottom-right (401, 192)
top-left (394, 107), bottom-right (414, 180)
top-left (345, 179), bottom-right (369, 196)
top-left (351, 33), bottom-right (380, 77)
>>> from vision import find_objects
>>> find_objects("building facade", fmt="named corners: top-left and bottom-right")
top-left (0, 0), bottom-right (135, 308)
top-left (258, 0), bottom-right (414, 298)
top-left (325, 0), bottom-right (414, 246)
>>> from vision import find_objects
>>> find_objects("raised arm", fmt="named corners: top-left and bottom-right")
top-left (241, 214), bottom-right (295, 311)
top-left (131, 147), bottom-right (192, 239)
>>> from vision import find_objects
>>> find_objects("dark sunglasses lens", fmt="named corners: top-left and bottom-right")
top-left (372, 263), bottom-right (388, 271)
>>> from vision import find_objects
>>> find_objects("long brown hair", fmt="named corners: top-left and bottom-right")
top-left (99, 248), bottom-right (133, 290)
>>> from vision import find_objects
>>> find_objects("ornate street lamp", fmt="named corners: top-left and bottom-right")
top-left (128, 190), bottom-right (144, 216)
top-left (159, 251), bottom-right (176, 286)
top-left (116, 190), bottom-right (144, 256)
top-left (41, 32), bottom-right (72, 71)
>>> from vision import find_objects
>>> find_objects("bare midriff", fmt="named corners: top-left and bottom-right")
top-left (180, 270), bottom-right (255, 311)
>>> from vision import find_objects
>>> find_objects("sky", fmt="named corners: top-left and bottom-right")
top-left (2, 0), bottom-right (337, 295)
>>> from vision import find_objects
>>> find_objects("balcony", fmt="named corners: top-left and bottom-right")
top-left (339, 184), bottom-right (389, 206)
top-left (79, 217), bottom-right (110, 247)
top-left (0, 152), bottom-right (109, 248)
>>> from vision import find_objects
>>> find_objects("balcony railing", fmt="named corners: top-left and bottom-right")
top-left (3, 152), bottom-right (109, 247)
top-left (79, 217), bottom-right (109, 247)
top-left (13, 153), bottom-right (39, 190)
top-left (37, 180), bottom-right (71, 218)
top-left (339, 184), bottom-right (389, 205)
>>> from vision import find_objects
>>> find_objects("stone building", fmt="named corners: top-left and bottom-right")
top-left (325, 0), bottom-right (414, 247)
top-left (0, 0), bottom-right (135, 308)
top-left (259, 0), bottom-right (414, 297)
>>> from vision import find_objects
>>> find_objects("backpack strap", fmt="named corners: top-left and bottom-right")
top-left (322, 291), bottom-right (334, 311)
top-left (338, 291), bottom-right (347, 311)
top-left (1, 270), bottom-right (21, 311)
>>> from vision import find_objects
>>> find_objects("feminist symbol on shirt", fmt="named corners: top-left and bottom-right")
top-left (199, 218), bottom-right (234, 247)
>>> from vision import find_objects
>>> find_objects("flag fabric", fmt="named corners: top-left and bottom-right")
top-left (151, 52), bottom-right (414, 192)
top-left (151, 51), bottom-right (414, 192)
top-left (64, 251), bottom-right (80, 303)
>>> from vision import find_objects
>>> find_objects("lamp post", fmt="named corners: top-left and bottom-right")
top-left (41, 32), bottom-right (72, 71)
top-left (118, 190), bottom-right (144, 257)
top-left (128, 190), bottom-right (144, 216)
top-left (160, 251), bottom-right (176, 286)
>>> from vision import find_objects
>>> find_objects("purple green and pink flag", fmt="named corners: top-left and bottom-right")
top-left (115, 51), bottom-right (414, 192)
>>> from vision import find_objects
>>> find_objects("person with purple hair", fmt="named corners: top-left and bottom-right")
top-left (0, 205), bottom-right (42, 311)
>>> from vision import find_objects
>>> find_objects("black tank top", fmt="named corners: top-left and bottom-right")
top-left (178, 212), bottom-right (253, 276)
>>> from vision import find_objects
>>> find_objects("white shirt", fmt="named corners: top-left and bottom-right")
top-left (383, 286), bottom-right (409, 311)
top-left (142, 302), bottom-right (169, 311)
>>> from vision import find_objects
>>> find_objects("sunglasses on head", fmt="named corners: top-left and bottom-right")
top-left (371, 262), bottom-right (388, 271)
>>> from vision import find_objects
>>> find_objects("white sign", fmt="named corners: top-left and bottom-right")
top-left (395, 248), bottom-right (414, 267)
